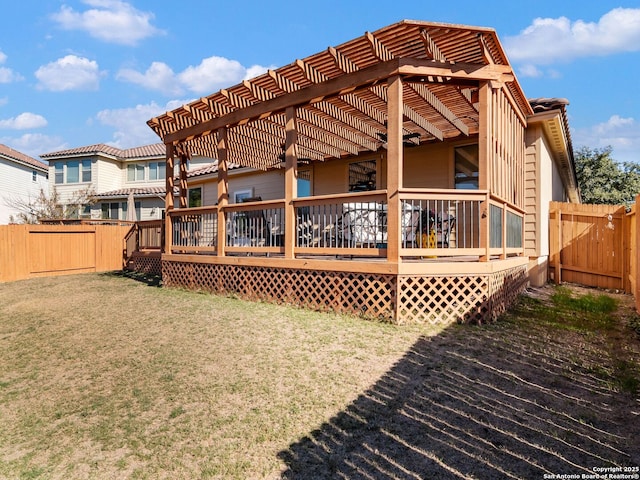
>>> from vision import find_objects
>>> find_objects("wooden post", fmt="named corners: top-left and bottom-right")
top-left (555, 207), bottom-right (562, 284)
top-left (164, 144), bottom-right (175, 254)
top-left (478, 81), bottom-right (492, 262)
top-left (179, 151), bottom-right (189, 209)
top-left (386, 75), bottom-right (403, 263)
top-left (216, 127), bottom-right (229, 256)
top-left (284, 106), bottom-right (298, 259)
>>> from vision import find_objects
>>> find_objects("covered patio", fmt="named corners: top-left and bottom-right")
top-left (147, 20), bottom-right (531, 324)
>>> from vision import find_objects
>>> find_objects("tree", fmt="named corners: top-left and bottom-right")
top-left (6, 186), bottom-right (96, 224)
top-left (574, 146), bottom-right (640, 206)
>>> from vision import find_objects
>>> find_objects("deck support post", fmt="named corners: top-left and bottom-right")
top-left (284, 107), bottom-right (298, 259)
top-left (164, 143), bottom-right (175, 254)
top-left (217, 127), bottom-right (229, 256)
top-left (386, 75), bottom-right (403, 264)
top-left (478, 81), bottom-right (492, 262)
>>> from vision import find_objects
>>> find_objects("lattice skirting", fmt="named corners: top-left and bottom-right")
top-left (127, 252), bottom-right (162, 276)
top-left (162, 260), bottom-right (528, 325)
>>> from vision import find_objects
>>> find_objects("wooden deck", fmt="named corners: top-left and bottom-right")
top-left (161, 252), bottom-right (528, 324)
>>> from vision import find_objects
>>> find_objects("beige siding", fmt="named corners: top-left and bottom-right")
top-left (402, 143), bottom-right (452, 188)
top-left (0, 159), bottom-right (49, 224)
top-left (95, 157), bottom-right (122, 192)
top-left (524, 126), bottom-right (540, 257)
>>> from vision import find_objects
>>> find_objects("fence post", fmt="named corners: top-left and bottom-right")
top-left (636, 195), bottom-right (640, 313)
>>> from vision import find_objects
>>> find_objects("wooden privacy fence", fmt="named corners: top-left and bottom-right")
top-left (0, 224), bottom-right (132, 283)
top-left (549, 200), bottom-right (640, 310)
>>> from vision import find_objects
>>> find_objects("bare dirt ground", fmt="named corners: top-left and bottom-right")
top-left (278, 283), bottom-right (640, 479)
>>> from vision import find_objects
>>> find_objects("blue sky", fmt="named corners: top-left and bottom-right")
top-left (1, 0), bottom-right (639, 164)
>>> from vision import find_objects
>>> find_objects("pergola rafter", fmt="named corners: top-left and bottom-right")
top-left (148, 20), bottom-right (532, 169)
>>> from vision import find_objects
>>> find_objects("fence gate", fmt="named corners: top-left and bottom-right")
top-left (549, 202), bottom-right (629, 291)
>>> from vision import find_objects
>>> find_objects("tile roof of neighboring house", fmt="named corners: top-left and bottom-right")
top-left (93, 186), bottom-right (167, 199)
top-left (0, 144), bottom-right (48, 171)
top-left (40, 143), bottom-right (166, 160)
top-left (186, 161), bottom-right (244, 179)
top-left (529, 97), bottom-right (570, 113)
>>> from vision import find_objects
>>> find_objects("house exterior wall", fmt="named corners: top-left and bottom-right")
top-left (0, 158), bottom-right (49, 224)
top-left (95, 157), bottom-right (121, 193)
top-left (197, 143), bottom-right (455, 200)
top-left (525, 125), bottom-right (569, 287)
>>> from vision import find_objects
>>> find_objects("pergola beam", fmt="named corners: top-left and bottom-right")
top-left (162, 58), bottom-right (510, 144)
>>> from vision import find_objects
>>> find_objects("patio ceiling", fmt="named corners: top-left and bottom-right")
top-left (148, 20), bottom-right (532, 171)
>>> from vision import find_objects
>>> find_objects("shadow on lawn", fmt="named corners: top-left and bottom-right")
top-left (278, 321), bottom-right (640, 479)
top-left (103, 270), bottom-right (162, 287)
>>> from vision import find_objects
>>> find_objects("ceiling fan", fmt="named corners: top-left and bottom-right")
top-left (277, 144), bottom-right (312, 166)
top-left (376, 131), bottom-right (421, 147)
top-left (376, 121), bottom-right (421, 148)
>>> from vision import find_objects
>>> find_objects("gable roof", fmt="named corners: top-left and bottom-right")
top-left (148, 20), bottom-right (531, 171)
top-left (40, 143), bottom-right (165, 161)
top-left (0, 144), bottom-right (48, 172)
top-left (528, 97), bottom-right (580, 203)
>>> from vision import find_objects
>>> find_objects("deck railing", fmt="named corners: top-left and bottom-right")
top-left (137, 220), bottom-right (163, 250)
top-left (163, 189), bottom-right (524, 259)
top-left (171, 206), bottom-right (218, 253)
top-left (224, 200), bottom-right (285, 256)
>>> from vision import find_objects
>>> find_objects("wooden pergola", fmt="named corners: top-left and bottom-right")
top-left (148, 20), bottom-right (532, 264)
top-left (144, 20), bottom-right (537, 324)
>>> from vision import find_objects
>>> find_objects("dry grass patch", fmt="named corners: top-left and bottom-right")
top-left (0, 273), bottom-right (431, 479)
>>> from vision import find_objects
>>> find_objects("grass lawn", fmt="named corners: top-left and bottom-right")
top-left (0, 273), bottom-right (639, 479)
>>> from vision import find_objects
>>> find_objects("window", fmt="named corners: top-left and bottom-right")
top-left (65, 204), bottom-right (90, 218)
top-left (454, 144), bottom-right (479, 190)
top-left (102, 202), bottom-right (121, 220)
top-left (233, 189), bottom-right (253, 203)
top-left (127, 163), bottom-right (145, 182)
top-left (149, 161), bottom-right (166, 180)
top-left (80, 205), bottom-right (91, 219)
top-left (66, 161), bottom-right (79, 183)
top-left (81, 160), bottom-right (91, 182)
top-left (32, 170), bottom-right (37, 182)
top-left (349, 160), bottom-right (376, 191)
top-left (188, 187), bottom-right (202, 207)
top-left (54, 163), bottom-right (63, 184)
top-left (297, 169), bottom-right (312, 197)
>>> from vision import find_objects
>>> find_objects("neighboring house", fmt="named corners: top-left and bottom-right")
top-left (0, 144), bottom-right (49, 224)
top-left (142, 20), bottom-right (580, 324)
top-left (40, 143), bottom-right (213, 221)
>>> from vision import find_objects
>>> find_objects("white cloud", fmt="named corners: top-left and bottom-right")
top-left (116, 62), bottom-right (181, 95)
top-left (95, 100), bottom-right (192, 148)
top-left (0, 133), bottom-right (67, 159)
top-left (0, 113), bottom-right (48, 130)
top-left (505, 8), bottom-right (640, 65)
top-left (51, 0), bottom-right (164, 46)
top-left (573, 115), bottom-right (640, 164)
top-left (0, 50), bottom-right (24, 83)
top-left (118, 56), bottom-right (274, 95)
top-left (35, 55), bottom-right (103, 91)
top-left (244, 64), bottom-right (271, 80)
top-left (517, 64), bottom-right (543, 78)
top-left (178, 56), bottom-right (246, 94)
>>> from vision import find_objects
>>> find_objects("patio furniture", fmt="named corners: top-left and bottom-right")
top-left (342, 202), bottom-right (387, 247)
top-left (417, 209), bottom-right (456, 248)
